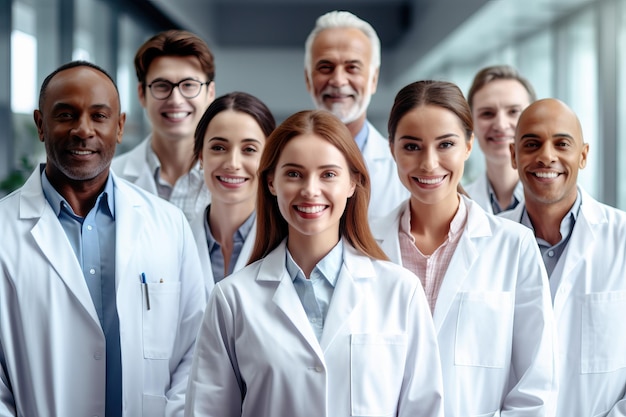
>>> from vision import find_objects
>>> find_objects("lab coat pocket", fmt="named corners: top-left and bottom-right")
top-left (143, 393), bottom-right (166, 417)
top-left (455, 291), bottom-right (513, 368)
top-left (351, 333), bottom-right (407, 416)
top-left (142, 281), bottom-right (181, 359)
top-left (581, 291), bottom-right (626, 373)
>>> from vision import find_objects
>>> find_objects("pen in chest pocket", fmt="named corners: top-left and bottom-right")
top-left (141, 272), bottom-right (151, 310)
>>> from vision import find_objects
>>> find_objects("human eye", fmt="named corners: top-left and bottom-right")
top-left (523, 140), bottom-right (539, 149)
top-left (152, 81), bottom-right (171, 93)
top-left (346, 63), bottom-right (361, 73)
top-left (210, 144), bottom-right (226, 152)
top-left (439, 141), bottom-right (455, 149)
top-left (316, 63), bottom-right (334, 74)
top-left (54, 112), bottom-right (74, 121)
top-left (286, 171), bottom-right (301, 178)
top-left (243, 145), bottom-right (258, 154)
top-left (478, 110), bottom-right (495, 119)
top-left (92, 113), bottom-right (109, 121)
top-left (403, 142), bottom-right (420, 151)
top-left (321, 171), bottom-right (337, 179)
top-left (509, 108), bottom-right (522, 117)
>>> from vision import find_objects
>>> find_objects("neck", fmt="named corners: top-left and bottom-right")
top-left (208, 199), bottom-right (255, 246)
top-left (524, 193), bottom-right (576, 245)
top-left (485, 159), bottom-right (519, 209)
top-left (345, 113), bottom-right (367, 139)
top-left (46, 167), bottom-right (108, 218)
top-left (150, 133), bottom-right (195, 185)
top-left (287, 231), bottom-right (339, 278)
top-left (409, 194), bottom-right (459, 255)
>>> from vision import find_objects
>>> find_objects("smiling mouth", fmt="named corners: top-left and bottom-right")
top-left (163, 112), bottom-right (190, 119)
top-left (295, 205), bottom-right (326, 214)
top-left (218, 176), bottom-right (246, 184)
top-left (414, 176), bottom-right (445, 185)
top-left (69, 150), bottom-right (95, 155)
top-left (533, 172), bottom-right (559, 179)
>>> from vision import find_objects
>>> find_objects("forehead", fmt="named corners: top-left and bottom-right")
top-left (397, 105), bottom-right (465, 135)
top-left (473, 79), bottom-right (531, 107)
top-left (279, 133), bottom-right (347, 165)
top-left (145, 55), bottom-right (205, 81)
top-left (517, 103), bottom-right (581, 139)
top-left (43, 66), bottom-right (119, 111)
top-left (311, 27), bottom-right (372, 64)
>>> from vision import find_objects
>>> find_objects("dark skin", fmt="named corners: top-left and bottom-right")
top-left (34, 66), bottom-right (126, 217)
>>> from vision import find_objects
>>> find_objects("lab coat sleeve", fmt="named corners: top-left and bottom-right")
top-left (165, 216), bottom-right (207, 417)
top-left (503, 230), bottom-right (557, 416)
top-left (0, 340), bottom-right (16, 417)
top-left (398, 281), bottom-right (444, 417)
top-left (185, 283), bottom-right (243, 417)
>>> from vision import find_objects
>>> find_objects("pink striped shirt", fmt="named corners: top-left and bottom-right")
top-left (398, 197), bottom-right (468, 313)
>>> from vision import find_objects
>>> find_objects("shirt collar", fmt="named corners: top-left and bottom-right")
top-left (286, 239), bottom-right (343, 287)
top-left (399, 195), bottom-right (467, 242)
top-left (41, 167), bottom-right (115, 219)
top-left (487, 180), bottom-right (523, 213)
top-left (521, 189), bottom-right (582, 235)
top-left (353, 121), bottom-right (369, 152)
top-left (204, 206), bottom-right (257, 251)
top-left (145, 135), bottom-right (203, 183)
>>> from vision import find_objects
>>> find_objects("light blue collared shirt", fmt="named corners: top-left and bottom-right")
top-left (286, 239), bottom-right (343, 341)
top-left (488, 180), bottom-right (524, 214)
top-left (521, 191), bottom-right (582, 277)
top-left (354, 121), bottom-right (369, 152)
top-left (204, 206), bottom-right (256, 283)
top-left (41, 169), bottom-right (121, 417)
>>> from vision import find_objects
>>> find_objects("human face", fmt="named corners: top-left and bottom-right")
top-left (268, 134), bottom-right (356, 245)
top-left (200, 110), bottom-right (266, 208)
top-left (305, 28), bottom-right (378, 125)
top-left (391, 105), bottom-right (472, 208)
top-left (511, 99), bottom-right (588, 209)
top-left (139, 56), bottom-right (215, 144)
top-left (34, 66), bottom-right (125, 187)
top-left (471, 79), bottom-right (531, 163)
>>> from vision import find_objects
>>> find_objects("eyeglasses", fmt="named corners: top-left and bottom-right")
top-left (147, 79), bottom-right (210, 100)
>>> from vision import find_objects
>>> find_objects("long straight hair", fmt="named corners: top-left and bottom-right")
top-left (248, 110), bottom-right (388, 264)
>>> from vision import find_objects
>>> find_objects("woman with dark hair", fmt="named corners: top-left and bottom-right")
top-left (185, 109), bottom-right (444, 417)
top-left (190, 91), bottom-right (275, 296)
top-left (371, 80), bottom-right (556, 416)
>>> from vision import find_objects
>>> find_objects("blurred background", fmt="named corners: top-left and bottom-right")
top-left (2, 0), bottom-right (624, 209)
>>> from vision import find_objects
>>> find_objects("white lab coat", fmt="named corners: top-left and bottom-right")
top-left (363, 122), bottom-right (409, 218)
top-left (500, 189), bottom-right (626, 417)
top-left (371, 196), bottom-right (557, 417)
top-left (185, 240), bottom-right (444, 417)
top-left (111, 136), bottom-right (210, 222)
top-left (0, 167), bottom-right (206, 417)
top-left (464, 173), bottom-right (524, 215)
top-left (189, 208), bottom-right (256, 297)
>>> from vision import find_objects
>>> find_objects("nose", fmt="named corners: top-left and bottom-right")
top-left (419, 148), bottom-right (438, 172)
top-left (537, 142), bottom-right (556, 166)
top-left (224, 150), bottom-right (241, 170)
top-left (167, 85), bottom-right (186, 104)
top-left (493, 111), bottom-right (510, 132)
top-left (301, 176), bottom-right (320, 198)
top-left (329, 67), bottom-right (348, 88)
top-left (71, 114), bottom-right (95, 139)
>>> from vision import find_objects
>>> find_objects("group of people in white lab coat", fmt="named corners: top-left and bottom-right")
top-left (1, 7), bottom-right (626, 417)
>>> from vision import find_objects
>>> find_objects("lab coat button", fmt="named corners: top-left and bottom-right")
top-left (94, 352), bottom-right (103, 360)
top-left (314, 366), bottom-right (323, 373)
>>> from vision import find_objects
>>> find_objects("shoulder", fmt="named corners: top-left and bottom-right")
top-left (113, 174), bottom-right (185, 220)
top-left (111, 138), bottom-right (149, 171)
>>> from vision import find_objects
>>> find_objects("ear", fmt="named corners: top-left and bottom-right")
top-left (465, 133), bottom-right (474, 160)
top-left (267, 173), bottom-right (277, 196)
top-left (510, 142), bottom-right (518, 170)
top-left (206, 81), bottom-right (216, 103)
top-left (369, 67), bottom-right (380, 95)
top-left (348, 179), bottom-right (356, 198)
top-left (117, 112), bottom-right (126, 144)
top-left (389, 138), bottom-right (396, 160)
top-left (138, 83), bottom-right (147, 108)
top-left (33, 110), bottom-right (45, 142)
top-left (579, 142), bottom-right (589, 169)
top-left (304, 70), bottom-right (313, 94)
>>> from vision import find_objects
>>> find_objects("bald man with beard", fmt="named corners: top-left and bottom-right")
top-left (501, 98), bottom-right (626, 416)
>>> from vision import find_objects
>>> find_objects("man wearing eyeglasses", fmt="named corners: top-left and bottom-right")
top-left (112, 30), bottom-right (215, 222)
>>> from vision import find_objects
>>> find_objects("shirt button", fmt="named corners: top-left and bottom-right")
top-left (87, 225), bottom-right (93, 231)
top-left (310, 318), bottom-right (317, 323)
top-left (315, 366), bottom-right (323, 373)
top-left (94, 352), bottom-right (103, 360)
top-left (89, 268), bottom-right (96, 275)
top-left (548, 250), bottom-right (555, 257)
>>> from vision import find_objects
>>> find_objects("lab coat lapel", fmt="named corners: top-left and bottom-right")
top-left (262, 242), bottom-right (325, 361)
top-left (433, 199), bottom-right (486, 331)
top-left (319, 245), bottom-right (366, 352)
top-left (21, 168), bottom-right (100, 325)
top-left (552, 192), bottom-right (602, 315)
top-left (112, 177), bottom-right (146, 291)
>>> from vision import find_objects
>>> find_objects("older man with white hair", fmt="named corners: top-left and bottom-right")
top-left (304, 10), bottom-right (408, 218)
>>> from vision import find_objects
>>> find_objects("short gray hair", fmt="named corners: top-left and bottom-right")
top-left (304, 11), bottom-right (381, 78)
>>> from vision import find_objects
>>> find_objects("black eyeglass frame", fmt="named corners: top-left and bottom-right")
top-left (146, 79), bottom-right (211, 100)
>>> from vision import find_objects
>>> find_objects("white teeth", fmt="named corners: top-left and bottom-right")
top-left (219, 176), bottom-right (245, 184)
top-left (296, 205), bottom-right (325, 214)
top-left (535, 172), bottom-right (558, 179)
top-left (71, 150), bottom-right (93, 155)
top-left (416, 176), bottom-right (444, 185)
top-left (164, 112), bottom-right (188, 119)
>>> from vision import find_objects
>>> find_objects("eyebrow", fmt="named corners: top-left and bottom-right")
top-left (279, 162), bottom-right (344, 170)
top-left (399, 133), bottom-right (460, 141)
top-left (208, 137), bottom-right (263, 145)
top-left (51, 103), bottom-right (113, 112)
top-left (149, 76), bottom-right (200, 83)
top-left (520, 132), bottom-right (575, 140)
